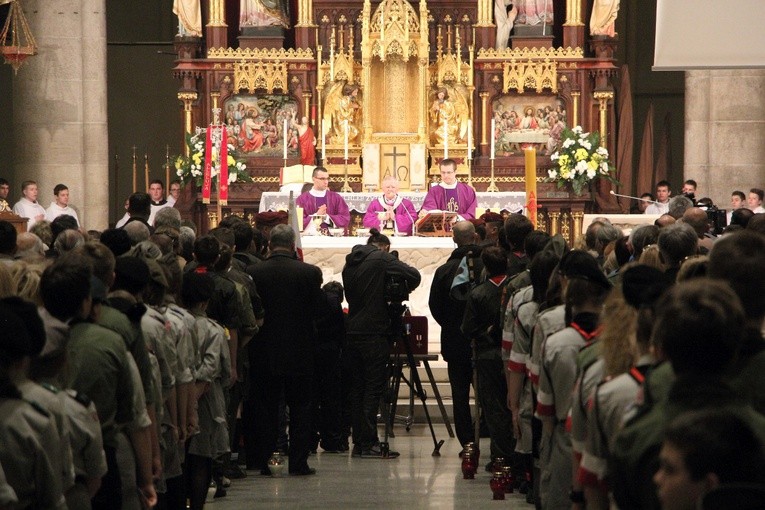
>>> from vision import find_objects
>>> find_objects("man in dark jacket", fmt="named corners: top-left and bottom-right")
top-left (429, 221), bottom-right (484, 448)
top-left (462, 246), bottom-right (515, 466)
top-left (248, 224), bottom-right (323, 475)
top-left (342, 230), bottom-right (421, 458)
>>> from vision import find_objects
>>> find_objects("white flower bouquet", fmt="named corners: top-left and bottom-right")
top-left (548, 126), bottom-right (617, 196)
top-left (174, 132), bottom-right (252, 189)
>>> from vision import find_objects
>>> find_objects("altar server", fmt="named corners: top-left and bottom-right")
top-left (296, 167), bottom-right (351, 233)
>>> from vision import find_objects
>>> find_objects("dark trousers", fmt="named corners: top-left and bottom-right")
top-left (347, 335), bottom-right (390, 449)
top-left (311, 343), bottom-right (343, 449)
top-left (475, 350), bottom-right (517, 460)
top-left (92, 445), bottom-right (121, 510)
top-left (447, 360), bottom-right (474, 446)
top-left (244, 360), bottom-right (313, 472)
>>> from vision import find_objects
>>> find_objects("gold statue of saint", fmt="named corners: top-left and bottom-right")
top-left (429, 86), bottom-right (469, 146)
top-left (323, 82), bottom-right (363, 145)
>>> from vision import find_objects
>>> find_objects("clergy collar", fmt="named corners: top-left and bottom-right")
top-left (151, 199), bottom-right (168, 206)
top-left (439, 181), bottom-right (459, 190)
top-left (309, 189), bottom-right (327, 197)
top-left (378, 194), bottom-right (403, 209)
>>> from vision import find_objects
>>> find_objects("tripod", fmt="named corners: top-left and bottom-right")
top-left (382, 305), bottom-right (444, 457)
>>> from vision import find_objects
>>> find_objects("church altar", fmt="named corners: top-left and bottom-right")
top-left (302, 236), bottom-right (456, 360)
top-left (170, 0), bottom-right (619, 245)
top-left (258, 191), bottom-right (526, 214)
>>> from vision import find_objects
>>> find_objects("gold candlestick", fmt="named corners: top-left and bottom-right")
top-left (132, 146), bottom-right (137, 193)
top-left (165, 144), bottom-right (171, 189)
top-left (341, 157), bottom-right (352, 192)
top-left (487, 158), bottom-right (499, 192)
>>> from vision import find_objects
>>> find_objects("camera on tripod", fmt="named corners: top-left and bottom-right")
top-left (385, 274), bottom-right (411, 304)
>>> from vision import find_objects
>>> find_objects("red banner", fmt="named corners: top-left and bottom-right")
top-left (202, 127), bottom-right (213, 204)
top-left (219, 127), bottom-right (229, 206)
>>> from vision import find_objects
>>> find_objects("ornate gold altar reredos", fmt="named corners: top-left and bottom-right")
top-left (317, 21), bottom-right (363, 147)
top-left (427, 19), bottom-right (474, 155)
top-left (361, 0), bottom-right (430, 145)
top-left (233, 60), bottom-right (289, 94)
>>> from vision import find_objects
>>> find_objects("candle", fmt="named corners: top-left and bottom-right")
top-left (524, 147), bottom-right (537, 228)
top-left (443, 121), bottom-right (448, 159)
top-left (321, 121), bottom-right (326, 160)
top-left (344, 120), bottom-right (349, 160)
top-left (296, 206), bottom-right (304, 231)
top-left (467, 119), bottom-right (473, 160)
top-left (490, 119), bottom-right (496, 160)
top-left (283, 118), bottom-right (288, 160)
top-left (405, 10), bottom-right (409, 39)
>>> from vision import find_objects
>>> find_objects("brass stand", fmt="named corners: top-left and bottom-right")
top-left (486, 159), bottom-right (499, 192)
top-left (341, 157), bottom-right (352, 192)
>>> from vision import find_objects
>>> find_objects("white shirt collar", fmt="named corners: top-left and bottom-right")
top-left (439, 181), bottom-right (459, 190)
top-left (309, 189), bottom-right (327, 197)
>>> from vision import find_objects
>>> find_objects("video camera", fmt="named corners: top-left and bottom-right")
top-left (385, 274), bottom-right (411, 304)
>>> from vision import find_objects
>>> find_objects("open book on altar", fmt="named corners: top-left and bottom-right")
top-left (414, 211), bottom-right (459, 237)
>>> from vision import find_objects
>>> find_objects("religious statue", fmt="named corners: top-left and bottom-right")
top-left (495, 0), bottom-right (518, 50)
top-left (173, 0), bottom-right (202, 37)
top-left (429, 87), bottom-right (468, 146)
top-left (590, 0), bottom-right (620, 37)
top-left (515, 0), bottom-right (553, 27)
top-left (323, 82), bottom-right (362, 145)
top-left (240, 0), bottom-right (290, 28)
top-left (291, 112), bottom-right (316, 165)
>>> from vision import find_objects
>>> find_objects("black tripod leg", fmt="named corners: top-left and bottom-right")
top-left (402, 339), bottom-right (443, 456)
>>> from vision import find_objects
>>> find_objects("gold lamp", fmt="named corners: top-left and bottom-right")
top-left (0, 0), bottom-right (37, 74)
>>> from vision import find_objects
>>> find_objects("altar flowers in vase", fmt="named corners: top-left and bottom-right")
top-left (548, 126), bottom-right (617, 196)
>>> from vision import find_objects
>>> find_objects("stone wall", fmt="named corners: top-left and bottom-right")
top-left (685, 70), bottom-right (765, 207)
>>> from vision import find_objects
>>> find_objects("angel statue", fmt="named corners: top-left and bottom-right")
top-left (429, 87), bottom-right (469, 146)
top-left (323, 82), bottom-right (362, 145)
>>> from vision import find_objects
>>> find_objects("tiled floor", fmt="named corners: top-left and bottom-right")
top-left (208, 425), bottom-right (533, 509)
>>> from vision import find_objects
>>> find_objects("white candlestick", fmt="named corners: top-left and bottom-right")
top-left (490, 118), bottom-right (495, 160)
top-left (283, 118), bottom-right (288, 160)
top-left (321, 121), bottom-right (326, 160)
top-left (344, 120), bottom-right (349, 160)
top-left (467, 119), bottom-right (472, 160)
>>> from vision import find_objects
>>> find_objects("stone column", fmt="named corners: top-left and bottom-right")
top-left (685, 70), bottom-right (765, 206)
top-left (13, 0), bottom-right (108, 229)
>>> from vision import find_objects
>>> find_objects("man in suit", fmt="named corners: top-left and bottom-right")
top-left (429, 221), bottom-right (483, 449)
top-left (247, 224), bottom-right (323, 475)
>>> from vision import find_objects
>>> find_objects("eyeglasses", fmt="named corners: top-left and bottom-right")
top-left (314, 177), bottom-right (329, 181)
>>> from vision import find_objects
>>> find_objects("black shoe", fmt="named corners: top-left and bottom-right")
top-left (213, 487), bottom-right (227, 499)
top-left (320, 443), bottom-right (343, 453)
top-left (224, 465), bottom-right (247, 479)
top-left (289, 467), bottom-right (316, 476)
top-left (359, 444), bottom-right (400, 459)
top-left (351, 445), bottom-right (362, 457)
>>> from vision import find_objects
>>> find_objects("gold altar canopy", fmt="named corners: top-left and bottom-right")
top-left (362, 0), bottom-right (428, 144)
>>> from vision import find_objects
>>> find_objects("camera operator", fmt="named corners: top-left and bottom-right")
top-left (342, 229), bottom-right (421, 458)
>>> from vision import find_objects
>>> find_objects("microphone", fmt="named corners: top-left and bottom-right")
top-left (610, 190), bottom-right (659, 204)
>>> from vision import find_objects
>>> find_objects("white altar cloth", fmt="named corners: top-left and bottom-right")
top-left (260, 191), bottom-right (526, 214)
